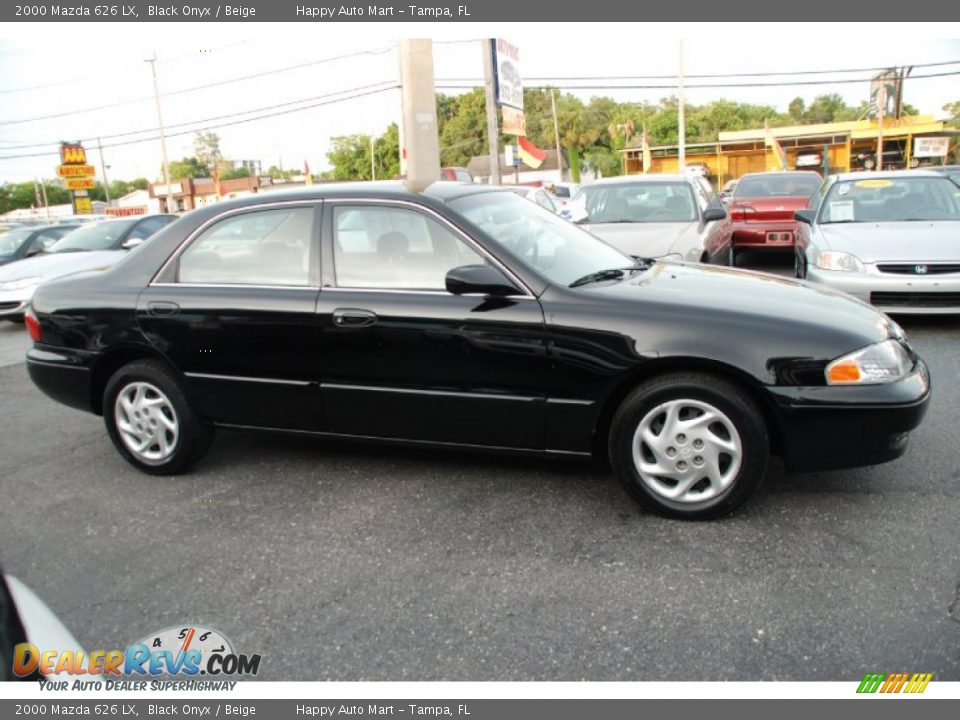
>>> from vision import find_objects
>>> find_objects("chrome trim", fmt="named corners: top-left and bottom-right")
top-left (151, 283), bottom-right (318, 291)
top-left (322, 382), bottom-right (541, 403)
top-left (151, 199), bottom-right (323, 286)
top-left (184, 371), bottom-right (312, 387)
top-left (545, 449), bottom-right (592, 457)
top-left (327, 197), bottom-right (536, 298)
top-left (546, 398), bottom-right (595, 406)
top-left (324, 286), bottom-right (533, 300)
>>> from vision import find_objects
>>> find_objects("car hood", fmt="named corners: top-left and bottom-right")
top-left (0, 250), bottom-right (126, 282)
top-left (581, 221), bottom-right (700, 257)
top-left (578, 261), bottom-right (895, 363)
top-left (818, 221), bottom-right (960, 263)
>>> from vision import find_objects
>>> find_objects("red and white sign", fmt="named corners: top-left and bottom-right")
top-left (914, 136), bottom-right (950, 158)
top-left (502, 106), bottom-right (526, 136)
top-left (106, 206), bottom-right (148, 217)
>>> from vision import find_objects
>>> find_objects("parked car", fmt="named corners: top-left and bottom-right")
top-left (551, 182), bottom-right (580, 207)
top-left (928, 164), bottom-right (960, 187)
top-left (713, 171), bottom-right (822, 266)
top-left (504, 185), bottom-right (560, 213)
top-left (0, 224), bottom-right (79, 266)
top-left (0, 214), bottom-right (174, 321)
top-left (565, 174), bottom-right (730, 262)
top-left (718, 179), bottom-right (738, 202)
top-left (794, 170), bottom-right (960, 314)
top-left (25, 182), bottom-right (930, 520)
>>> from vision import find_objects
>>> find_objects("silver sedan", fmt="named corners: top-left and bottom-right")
top-left (795, 170), bottom-right (960, 314)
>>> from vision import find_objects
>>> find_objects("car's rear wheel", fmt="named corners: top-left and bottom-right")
top-left (727, 243), bottom-right (737, 267)
top-left (794, 248), bottom-right (807, 279)
top-left (609, 372), bottom-right (769, 520)
top-left (103, 359), bottom-right (213, 475)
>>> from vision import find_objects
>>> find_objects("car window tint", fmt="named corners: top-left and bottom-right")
top-left (178, 207), bottom-right (314, 286)
top-left (128, 216), bottom-right (171, 240)
top-left (333, 205), bottom-right (483, 290)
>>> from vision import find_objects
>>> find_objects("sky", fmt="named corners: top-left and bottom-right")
top-left (0, 23), bottom-right (958, 184)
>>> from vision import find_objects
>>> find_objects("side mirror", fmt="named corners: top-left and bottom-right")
top-left (121, 237), bottom-right (145, 250)
top-left (446, 264), bottom-right (520, 297)
top-left (702, 207), bottom-right (727, 223)
top-left (794, 209), bottom-right (816, 225)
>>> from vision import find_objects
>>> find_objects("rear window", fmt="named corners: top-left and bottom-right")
top-left (734, 174), bottom-right (820, 198)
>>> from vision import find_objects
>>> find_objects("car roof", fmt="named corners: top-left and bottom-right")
top-left (738, 171), bottom-right (821, 179)
top-left (831, 169), bottom-right (944, 182)
top-left (589, 174), bottom-right (693, 186)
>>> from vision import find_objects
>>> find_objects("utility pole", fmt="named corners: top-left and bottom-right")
top-left (677, 38), bottom-right (686, 173)
top-left (97, 137), bottom-right (111, 204)
top-left (370, 134), bottom-right (376, 180)
top-left (551, 89), bottom-right (564, 183)
top-left (146, 52), bottom-right (172, 213)
top-left (876, 83), bottom-right (885, 172)
top-left (36, 178), bottom-right (50, 218)
top-left (398, 39), bottom-right (441, 191)
top-left (481, 39), bottom-right (502, 185)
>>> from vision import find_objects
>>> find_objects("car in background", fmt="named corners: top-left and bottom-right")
top-left (794, 170), bottom-right (960, 314)
top-left (712, 171), bottom-right (821, 267)
top-left (24, 182), bottom-right (931, 520)
top-left (929, 164), bottom-right (960, 186)
top-left (0, 214), bottom-right (175, 321)
top-left (551, 182), bottom-right (580, 207)
top-left (504, 185), bottom-right (560, 213)
top-left (565, 174), bottom-right (729, 262)
top-left (718, 179), bottom-right (738, 202)
top-left (0, 224), bottom-right (79, 267)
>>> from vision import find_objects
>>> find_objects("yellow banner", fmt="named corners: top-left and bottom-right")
top-left (65, 177), bottom-right (96, 190)
top-left (57, 164), bottom-right (96, 177)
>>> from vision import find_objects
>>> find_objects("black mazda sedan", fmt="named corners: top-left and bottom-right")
top-left (25, 182), bottom-right (931, 519)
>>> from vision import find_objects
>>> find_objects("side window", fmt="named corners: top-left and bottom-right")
top-left (128, 216), bottom-right (171, 241)
top-left (333, 205), bottom-right (484, 290)
top-left (536, 191), bottom-right (557, 212)
top-left (178, 207), bottom-right (314, 286)
top-left (31, 228), bottom-right (67, 252)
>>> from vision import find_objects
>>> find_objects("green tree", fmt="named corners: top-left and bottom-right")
top-left (193, 131), bottom-right (223, 172)
top-left (168, 157), bottom-right (210, 179)
top-left (220, 167), bottom-right (251, 181)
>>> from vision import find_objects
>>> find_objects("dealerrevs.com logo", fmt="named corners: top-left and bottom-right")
top-left (13, 625), bottom-right (261, 679)
top-left (856, 672), bottom-right (933, 694)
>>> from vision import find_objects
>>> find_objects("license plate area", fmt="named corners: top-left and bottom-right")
top-left (765, 231), bottom-right (793, 244)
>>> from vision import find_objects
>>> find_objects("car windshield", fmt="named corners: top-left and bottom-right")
top-left (449, 191), bottom-right (636, 287)
top-left (820, 176), bottom-right (960, 223)
top-left (566, 182), bottom-right (698, 224)
top-left (48, 219), bottom-right (138, 252)
top-left (734, 174), bottom-right (820, 198)
top-left (0, 228), bottom-right (32, 254)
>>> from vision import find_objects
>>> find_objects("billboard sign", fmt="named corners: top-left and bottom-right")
top-left (494, 38), bottom-right (523, 110)
top-left (502, 106), bottom-right (526, 136)
top-left (913, 136), bottom-right (950, 158)
top-left (869, 69), bottom-right (900, 119)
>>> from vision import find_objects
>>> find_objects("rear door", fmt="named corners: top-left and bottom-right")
top-left (138, 202), bottom-right (324, 431)
top-left (316, 200), bottom-right (548, 449)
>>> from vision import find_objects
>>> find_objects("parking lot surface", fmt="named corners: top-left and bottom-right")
top-left (1, 259), bottom-right (958, 681)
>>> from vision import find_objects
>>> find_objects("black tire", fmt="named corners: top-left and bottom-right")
top-left (793, 248), bottom-right (805, 279)
top-left (608, 372), bottom-right (770, 520)
top-left (727, 243), bottom-right (737, 267)
top-left (103, 359), bottom-right (213, 475)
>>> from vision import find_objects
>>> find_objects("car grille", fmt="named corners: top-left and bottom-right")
top-left (871, 292), bottom-right (960, 308)
top-left (877, 263), bottom-right (960, 275)
top-left (0, 301), bottom-right (23, 312)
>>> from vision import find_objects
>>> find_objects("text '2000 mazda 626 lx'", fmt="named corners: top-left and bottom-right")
top-left (25, 182), bottom-right (931, 519)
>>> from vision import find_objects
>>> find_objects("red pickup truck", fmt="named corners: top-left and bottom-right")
top-left (724, 171), bottom-right (821, 266)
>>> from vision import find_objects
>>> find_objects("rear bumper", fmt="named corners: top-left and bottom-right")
top-left (769, 358), bottom-right (931, 473)
top-left (26, 346), bottom-right (96, 414)
top-left (732, 222), bottom-right (798, 249)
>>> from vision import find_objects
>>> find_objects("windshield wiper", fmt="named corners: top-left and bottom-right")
top-left (569, 262), bottom-right (651, 288)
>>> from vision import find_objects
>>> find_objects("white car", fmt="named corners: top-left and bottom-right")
top-left (796, 170), bottom-right (960, 314)
top-left (503, 185), bottom-right (561, 213)
top-left (563, 174), bottom-right (730, 262)
top-left (0, 215), bottom-right (174, 321)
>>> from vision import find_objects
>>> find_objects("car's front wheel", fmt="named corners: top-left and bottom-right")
top-left (609, 372), bottom-right (770, 520)
top-left (103, 359), bottom-right (213, 475)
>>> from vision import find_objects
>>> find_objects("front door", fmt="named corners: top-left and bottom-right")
top-left (317, 201), bottom-right (547, 450)
top-left (138, 203), bottom-right (324, 431)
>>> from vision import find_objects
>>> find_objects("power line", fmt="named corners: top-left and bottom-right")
top-left (435, 68), bottom-right (960, 91)
top-left (0, 45), bottom-right (397, 126)
top-left (437, 58), bottom-right (959, 83)
top-left (0, 85), bottom-right (400, 161)
top-left (0, 81), bottom-right (399, 151)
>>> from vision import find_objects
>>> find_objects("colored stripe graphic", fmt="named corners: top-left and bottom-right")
top-left (857, 672), bottom-right (931, 693)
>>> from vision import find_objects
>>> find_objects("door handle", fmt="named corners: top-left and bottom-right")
top-left (147, 301), bottom-right (180, 317)
top-left (332, 308), bottom-right (377, 328)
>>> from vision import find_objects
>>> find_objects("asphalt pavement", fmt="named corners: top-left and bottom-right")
top-left (0, 262), bottom-right (958, 681)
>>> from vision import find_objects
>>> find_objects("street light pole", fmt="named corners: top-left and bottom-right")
top-left (146, 52), bottom-right (172, 212)
top-left (677, 38), bottom-right (686, 172)
top-left (97, 136), bottom-right (111, 204)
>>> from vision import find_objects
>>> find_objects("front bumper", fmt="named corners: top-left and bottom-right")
top-left (769, 358), bottom-right (931, 473)
top-left (806, 265), bottom-right (960, 314)
top-left (0, 286), bottom-right (37, 319)
top-left (26, 346), bottom-right (96, 414)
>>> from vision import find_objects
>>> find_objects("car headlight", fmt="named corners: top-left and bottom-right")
top-left (0, 276), bottom-right (43, 292)
top-left (826, 339), bottom-right (912, 385)
top-left (815, 251), bottom-right (865, 273)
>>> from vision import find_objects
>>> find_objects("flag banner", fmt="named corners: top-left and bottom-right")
top-left (518, 135), bottom-right (547, 169)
